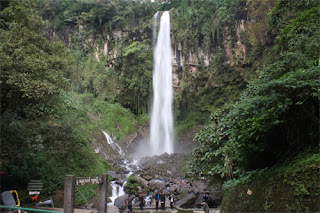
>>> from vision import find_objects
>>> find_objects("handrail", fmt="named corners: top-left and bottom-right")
top-left (10, 190), bottom-right (20, 207)
top-left (0, 205), bottom-right (62, 213)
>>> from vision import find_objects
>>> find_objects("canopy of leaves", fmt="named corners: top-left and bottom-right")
top-left (0, 0), bottom-right (70, 118)
top-left (168, 0), bottom-right (246, 50)
top-left (34, 0), bottom-right (158, 35)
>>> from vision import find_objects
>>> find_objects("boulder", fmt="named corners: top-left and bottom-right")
top-left (208, 192), bottom-right (223, 208)
top-left (149, 179), bottom-right (165, 191)
top-left (193, 180), bottom-right (208, 191)
top-left (156, 181), bottom-right (166, 191)
top-left (148, 179), bottom-right (157, 191)
top-left (180, 183), bottom-right (194, 194)
top-left (191, 180), bottom-right (207, 195)
top-left (193, 187), bottom-right (200, 194)
top-left (175, 193), bottom-right (197, 208)
top-left (157, 160), bottom-right (165, 165)
top-left (115, 179), bottom-right (126, 186)
top-left (169, 184), bottom-right (180, 193)
top-left (142, 175), bottom-right (153, 181)
top-left (114, 195), bottom-right (128, 208)
top-left (135, 175), bottom-right (149, 188)
top-left (107, 171), bottom-right (123, 180)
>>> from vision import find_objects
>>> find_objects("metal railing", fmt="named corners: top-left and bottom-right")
top-left (0, 205), bottom-right (62, 213)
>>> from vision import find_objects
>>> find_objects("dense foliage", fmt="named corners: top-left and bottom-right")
top-left (164, 0), bottom-right (248, 123)
top-left (169, 0), bottom-right (246, 50)
top-left (0, 0), bottom-right (70, 118)
top-left (33, 0), bottom-right (158, 115)
top-left (124, 174), bottom-right (139, 195)
top-left (115, 39), bottom-right (153, 114)
top-left (191, 1), bottom-right (319, 179)
top-left (221, 151), bottom-right (320, 212)
top-left (0, 1), bottom-right (137, 205)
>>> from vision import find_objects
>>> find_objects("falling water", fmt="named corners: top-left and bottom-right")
top-left (150, 11), bottom-right (174, 155)
top-left (152, 11), bottom-right (160, 47)
top-left (108, 181), bottom-right (126, 205)
top-left (102, 131), bottom-right (125, 156)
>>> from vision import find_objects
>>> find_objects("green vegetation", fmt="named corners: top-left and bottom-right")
top-left (0, 0), bottom-right (135, 206)
top-left (33, 0), bottom-right (158, 115)
top-left (124, 174), bottom-right (139, 195)
top-left (221, 150), bottom-right (320, 212)
top-left (168, 0), bottom-right (246, 50)
top-left (167, 0), bottom-right (249, 126)
top-left (115, 39), bottom-right (153, 115)
top-left (190, 0), bottom-right (319, 210)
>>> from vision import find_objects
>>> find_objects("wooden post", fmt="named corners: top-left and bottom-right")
top-left (98, 174), bottom-right (108, 213)
top-left (64, 175), bottom-right (75, 213)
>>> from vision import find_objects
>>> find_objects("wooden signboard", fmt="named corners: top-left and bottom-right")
top-left (76, 176), bottom-right (102, 186)
top-left (64, 174), bottom-right (108, 213)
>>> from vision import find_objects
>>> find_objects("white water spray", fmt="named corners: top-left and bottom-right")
top-left (150, 11), bottom-right (174, 155)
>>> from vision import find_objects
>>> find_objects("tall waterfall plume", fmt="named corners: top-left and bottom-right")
top-left (150, 11), bottom-right (174, 155)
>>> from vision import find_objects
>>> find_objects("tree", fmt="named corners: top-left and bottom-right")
top-left (0, 0), bottom-right (70, 118)
top-left (115, 40), bottom-right (153, 114)
top-left (125, 174), bottom-right (139, 195)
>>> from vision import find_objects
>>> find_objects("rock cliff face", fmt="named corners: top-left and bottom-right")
top-left (59, 17), bottom-right (249, 90)
top-left (171, 19), bottom-right (248, 91)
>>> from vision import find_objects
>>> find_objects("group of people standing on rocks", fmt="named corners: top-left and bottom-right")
top-left (155, 191), bottom-right (174, 210)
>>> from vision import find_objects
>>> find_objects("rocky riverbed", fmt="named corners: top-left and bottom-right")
top-left (107, 153), bottom-right (222, 211)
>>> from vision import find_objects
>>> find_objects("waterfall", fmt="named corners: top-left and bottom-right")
top-left (150, 11), bottom-right (174, 155)
top-left (102, 131), bottom-right (125, 156)
top-left (109, 181), bottom-right (126, 206)
top-left (152, 11), bottom-right (160, 47)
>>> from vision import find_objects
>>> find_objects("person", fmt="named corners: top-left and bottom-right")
top-left (128, 196), bottom-right (133, 213)
top-left (160, 191), bottom-right (166, 210)
top-left (139, 194), bottom-right (144, 210)
top-left (30, 194), bottom-right (38, 203)
top-left (201, 176), bottom-right (205, 183)
top-left (124, 199), bottom-right (129, 212)
top-left (168, 192), bottom-right (174, 209)
top-left (201, 202), bottom-right (209, 213)
top-left (155, 191), bottom-right (160, 210)
top-left (204, 192), bottom-right (209, 203)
